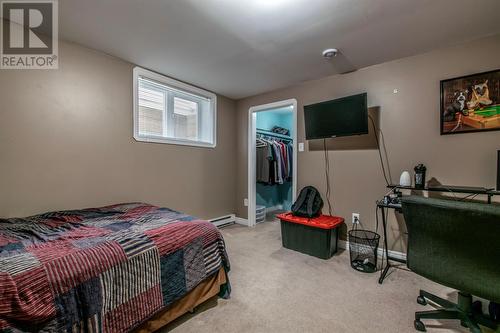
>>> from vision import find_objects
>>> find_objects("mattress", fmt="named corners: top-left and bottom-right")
top-left (0, 203), bottom-right (231, 332)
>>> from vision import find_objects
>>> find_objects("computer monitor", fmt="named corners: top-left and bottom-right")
top-left (497, 150), bottom-right (500, 190)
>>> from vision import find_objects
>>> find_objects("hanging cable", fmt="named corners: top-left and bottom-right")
top-left (368, 115), bottom-right (391, 186)
top-left (323, 139), bottom-right (333, 215)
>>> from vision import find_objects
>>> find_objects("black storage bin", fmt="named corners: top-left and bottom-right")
top-left (277, 213), bottom-right (344, 260)
top-left (348, 229), bottom-right (380, 273)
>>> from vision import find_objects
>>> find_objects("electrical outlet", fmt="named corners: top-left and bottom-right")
top-left (298, 142), bottom-right (304, 152)
top-left (244, 198), bottom-right (249, 207)
top-left (352, 213), bottom-right (360, 224)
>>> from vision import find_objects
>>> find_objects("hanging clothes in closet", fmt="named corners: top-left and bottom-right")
top-left (256, 136), bottom-right (293, 185)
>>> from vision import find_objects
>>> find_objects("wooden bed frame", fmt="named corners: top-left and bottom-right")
top-left (133, 267), bottom-right (227, 332)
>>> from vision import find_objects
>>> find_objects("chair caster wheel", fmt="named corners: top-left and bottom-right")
top-left (414, 319), bottom-right (426, 332)
top-left (417, 296), bottom-right (427, 306)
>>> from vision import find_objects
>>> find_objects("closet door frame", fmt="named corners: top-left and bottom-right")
top-left (247, 99), bottom-right (298, 227)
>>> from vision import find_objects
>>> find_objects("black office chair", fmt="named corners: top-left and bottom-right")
top-left (401, 196), bottom-right (500, 333)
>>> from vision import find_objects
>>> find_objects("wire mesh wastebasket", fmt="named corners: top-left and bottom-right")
top-left (348, 229), bottom-right (380, 273)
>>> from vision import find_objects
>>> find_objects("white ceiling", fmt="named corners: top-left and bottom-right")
top-left (59, 0), bottom-right (500, 99)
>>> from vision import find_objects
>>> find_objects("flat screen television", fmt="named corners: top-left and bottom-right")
top-left (304, 93), bottom-right (368, 140)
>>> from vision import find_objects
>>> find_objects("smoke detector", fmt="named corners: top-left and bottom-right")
top-left (322, 48), bottom-right (338, 59)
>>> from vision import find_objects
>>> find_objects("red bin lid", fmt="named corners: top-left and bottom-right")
top-left (276, 212), bottom-right (344, 230)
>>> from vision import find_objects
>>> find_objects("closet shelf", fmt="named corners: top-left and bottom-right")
top-left (256, 128), bottom-right (292, 141)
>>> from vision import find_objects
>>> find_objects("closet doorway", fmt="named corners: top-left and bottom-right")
top-left (248, 99), bottom-right (298, 227)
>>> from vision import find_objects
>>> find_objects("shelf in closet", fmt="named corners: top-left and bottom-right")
top-left (256, 128), bottom-right (292, 141)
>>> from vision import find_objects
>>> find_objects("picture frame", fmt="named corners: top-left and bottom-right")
top-left (440, 69), bottom-right (500, 135)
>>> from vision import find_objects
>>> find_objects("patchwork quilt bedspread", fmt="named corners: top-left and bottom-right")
top-left (0, 203), bottom-right (230, 332)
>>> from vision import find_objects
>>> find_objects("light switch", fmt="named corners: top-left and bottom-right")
top-left (298, 142), bottom-right (305, 152)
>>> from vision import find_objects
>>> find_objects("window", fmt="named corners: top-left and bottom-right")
top-left (133, 67), bottom-right (216, 148)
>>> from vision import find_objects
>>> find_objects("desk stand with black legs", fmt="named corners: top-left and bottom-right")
top-left (377, 184), bottom-right (499, 285)
top-left (377, 201), bottom-right (405, 284)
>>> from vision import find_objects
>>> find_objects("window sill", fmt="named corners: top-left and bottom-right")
top-left (133, 134), bottom-right (216, 148)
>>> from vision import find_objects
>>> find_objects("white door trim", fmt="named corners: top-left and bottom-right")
top-left (247, 99), bottom-right (298, 227)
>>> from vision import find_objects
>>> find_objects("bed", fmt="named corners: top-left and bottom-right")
top-left (0, 203), bottom-right (231, 332)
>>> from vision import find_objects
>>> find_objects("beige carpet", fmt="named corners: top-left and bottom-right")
top-left (163, 221), bottom-right (481, 333)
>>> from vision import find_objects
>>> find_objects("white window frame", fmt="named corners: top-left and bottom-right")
top-left (133, 66), bottom-right (217, 148)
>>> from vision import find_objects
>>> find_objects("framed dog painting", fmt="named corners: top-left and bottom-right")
top-left (440, 69), bottom-right (500, 135)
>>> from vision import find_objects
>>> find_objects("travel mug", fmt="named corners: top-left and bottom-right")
top-left (414, 164), bottom-right (427, 189)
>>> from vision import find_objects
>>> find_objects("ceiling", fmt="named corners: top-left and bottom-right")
top-left (59, 0), bottom-right (500, 99)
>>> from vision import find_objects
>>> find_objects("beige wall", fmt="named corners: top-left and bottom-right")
top-left (0, 41), bottom-right (237, 219)
top-left (236, 35), bottom-right (500, 252)
top-left (1, 32), bottom-right (499, 251)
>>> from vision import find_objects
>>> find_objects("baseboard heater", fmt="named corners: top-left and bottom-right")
top-left (209, 214), bottom-right (236, 228)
